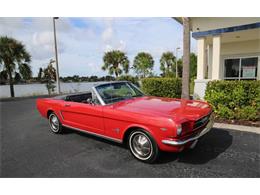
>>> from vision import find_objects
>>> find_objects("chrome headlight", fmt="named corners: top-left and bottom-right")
top-left (176, 124), bottom-right (182, 136)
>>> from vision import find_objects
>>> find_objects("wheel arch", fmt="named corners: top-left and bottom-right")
top-left (47, 109), bottom-right (54, 118)
top-left (122, 125), bottom-right (155, 145)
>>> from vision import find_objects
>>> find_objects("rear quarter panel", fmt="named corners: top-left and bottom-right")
top-left (36, 98), bottom-right (63, 120)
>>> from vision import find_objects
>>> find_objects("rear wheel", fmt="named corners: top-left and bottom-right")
top-left (48, 113), bottom-right (63, 134)
top-left (128, 130), bottom-right (159, 163)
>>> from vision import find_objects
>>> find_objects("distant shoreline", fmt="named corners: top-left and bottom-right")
top-left (0, 81), bottom-right (107, 98)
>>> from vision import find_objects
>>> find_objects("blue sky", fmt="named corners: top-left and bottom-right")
top-left (0, 17), bottom-right (197, 77)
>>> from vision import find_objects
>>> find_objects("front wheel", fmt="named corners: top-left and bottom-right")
top-left (48, 113), bottom-right (63, 134)
top-left (128, 130), bottom-right (159, 163)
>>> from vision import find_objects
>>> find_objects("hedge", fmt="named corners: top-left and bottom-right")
top-left (141, 77), bottom-right (182, 98)
top-left (205, 80), bottom-right (260, 121)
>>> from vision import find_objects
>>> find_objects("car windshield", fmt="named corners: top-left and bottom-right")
top-left (95, 82), bottom-right (144, 104)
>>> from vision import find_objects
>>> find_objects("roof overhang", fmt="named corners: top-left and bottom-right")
top-left (173, 17), bottom-right (183, 25)
top-left (172, 18), bottom-right (260, 40)
top-left (192, 22), bottom-right (260, 39)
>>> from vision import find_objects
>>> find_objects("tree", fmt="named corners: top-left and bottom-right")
top-left (117, 75), bottom-right (140, 87)
top-left (181, 17), bottom-right (191, 99)
top-left (177, 58), bottom-right (183, 77)
top-left (43, 59), bottom-right (56, 95)
top-left (19, 63), bottom-right (32, 80)
top-left (170, 53), bottom-right (197, 78)
top-left (0, 36), bottom-right (31, 97)
top-left (190, 52), bottom-right (197, 78)
top-left (133, 52), bottom-right (154, 78)
top-left (37, 67), bottom-right (43, 82)
top-left (160, 52), bottom-right (176, 77)
top-left (102, 50), bottom-right (129, 78)
top-left (14, 72), bottom-right (22, 83)
top-left (0, 70), bottom-right (8, 84)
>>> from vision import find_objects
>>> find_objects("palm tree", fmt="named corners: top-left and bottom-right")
top-left (19, 63), bottom-right (32, 80)
top-left (0, 36), bottom-right (31, 97)
top-left (102, 50), bottom-right (129, 78)
top-left (133, 52), bottom-right (154, 78)
top-left (0, 70), bottom-right (8, 84)
top-left (181, 17), bottom-right (190, 99)
top-left (160, 52), bottom-right (176, 77)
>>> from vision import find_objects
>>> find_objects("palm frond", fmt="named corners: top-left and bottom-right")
top-left (19, 63), bottom-right (32, 80)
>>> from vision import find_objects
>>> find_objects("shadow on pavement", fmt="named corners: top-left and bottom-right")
top-left (157, 128), bottom-right (233, 164)
top-left (63, 127), bottom-right (233, 165)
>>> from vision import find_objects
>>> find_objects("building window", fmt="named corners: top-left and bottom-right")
top-left (224, 57), bottom-right (258, 80)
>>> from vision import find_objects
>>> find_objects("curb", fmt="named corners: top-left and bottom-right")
top-left (213, 122), bottom-right (260, 134)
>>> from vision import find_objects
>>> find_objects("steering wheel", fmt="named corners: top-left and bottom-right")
top-left (126, 91), bottom-right (132, 97)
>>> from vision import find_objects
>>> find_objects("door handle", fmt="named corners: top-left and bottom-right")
top-left (64, 104), bottom-right (71, 107)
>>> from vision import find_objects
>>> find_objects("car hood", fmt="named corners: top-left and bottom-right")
top-left (112, 96), bottom-right (212, 121)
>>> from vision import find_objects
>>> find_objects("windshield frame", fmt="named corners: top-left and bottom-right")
top-left (92, 81), bottom-right (145, 106)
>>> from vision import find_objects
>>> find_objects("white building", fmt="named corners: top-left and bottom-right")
top-left (175, 17), bottom-right (260, 99)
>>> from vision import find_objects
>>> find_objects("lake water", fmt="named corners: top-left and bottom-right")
top-left (0, 82), bottom-right (107, 98)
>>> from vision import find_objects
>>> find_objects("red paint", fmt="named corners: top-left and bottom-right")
top-left (36, 96), bottom-right (212, 152)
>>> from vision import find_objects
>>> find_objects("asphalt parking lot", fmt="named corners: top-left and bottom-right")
top-left (0, 97), bottom-right (260, 177)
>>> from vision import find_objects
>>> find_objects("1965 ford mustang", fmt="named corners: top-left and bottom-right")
top-left (37, 81), bottom-right (214, 163)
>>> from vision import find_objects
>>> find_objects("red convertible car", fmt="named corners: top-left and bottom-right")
top-left (37, 81), bottom-right (214, 163)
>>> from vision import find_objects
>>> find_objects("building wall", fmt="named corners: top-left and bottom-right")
top-left (220, 39), bottom-right (260, 80)
top-left (191, 17), bottom-right (260, 32)
top-left (206, 40), bottom-right (260, 79)
top-left (221, 39), bottom-right (260, 55)
top-left (192, 18), bottom-right (260, 99)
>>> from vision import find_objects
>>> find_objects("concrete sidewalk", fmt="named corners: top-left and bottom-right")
top-left (214, 123), bottom-right (260, 134)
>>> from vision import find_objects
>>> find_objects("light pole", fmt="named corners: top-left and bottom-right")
top-left (53, 17), bottom-right (61, 94)
top-left (175, 47), bottom-right (181, 78)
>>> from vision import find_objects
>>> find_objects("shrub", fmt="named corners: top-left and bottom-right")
top-left (117, 75), bottom-right (140, 87)
top-left (205, 80), bottom-right (260, 121)
top-left (141, 77), bottom-right (182, 98)
top-left (237, 106), bottom-right (258, 121)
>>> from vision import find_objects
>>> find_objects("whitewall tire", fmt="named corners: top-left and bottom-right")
top-left (48, 113), bottom-right (63, 134)
top-left (128, 130), bottom-right (159, 163)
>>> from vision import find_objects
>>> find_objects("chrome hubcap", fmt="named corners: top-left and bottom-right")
top-left (130, 132), bottom-right (152, 160)
top-left (49, 114), bottom-right (59, 132)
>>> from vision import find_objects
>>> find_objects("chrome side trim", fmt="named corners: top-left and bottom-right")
top-left (62, 124), bottom-right (123, 143)
top-left (162, 117), bottom-right (214, 146)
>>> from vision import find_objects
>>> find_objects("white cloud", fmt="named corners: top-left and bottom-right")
top-left (0, 17), bottom-right (192, 77)
top-left (32, 31), bottom-right (53, 45)
top-left (104, 40), bottom-right (126, 52)
top-left (117, 40), bottom-right (126, 51)
top-left (30, 31), bottom-right (54, 60)
top-left (101, 18), bottom-right (115, 48)
top-left (102, 27), bottom-right (113, 43)
top-left (101, 18), bottom-right (128, 52)
top-left (104, 44), bottom-right (113, 52)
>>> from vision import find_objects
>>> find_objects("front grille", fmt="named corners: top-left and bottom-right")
top-left (193, 113), bottom-right (211, 130)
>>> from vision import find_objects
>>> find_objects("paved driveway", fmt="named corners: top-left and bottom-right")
top-left (0, 97), bottom-right (259, 177)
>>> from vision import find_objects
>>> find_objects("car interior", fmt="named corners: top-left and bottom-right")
top-left (65, 92), bottom-right (100, 105)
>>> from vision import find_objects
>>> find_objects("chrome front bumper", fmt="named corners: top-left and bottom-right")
top-left (162, 115), bottom-right (214, 146)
